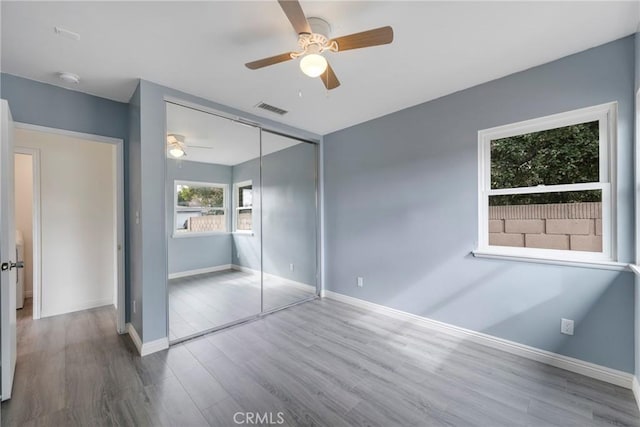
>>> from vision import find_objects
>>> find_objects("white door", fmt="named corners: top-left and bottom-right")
top-left (0, 99), bottom-right (17, 400)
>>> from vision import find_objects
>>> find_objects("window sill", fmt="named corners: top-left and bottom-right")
top-left (232, 231), bottom-right (254, 236)
top-left (471, 250), bottom-right (629, 272)
top-left (172, 231), bottom-right (230, 239)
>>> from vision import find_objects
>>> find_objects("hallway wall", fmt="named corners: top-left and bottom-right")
top-left (15, 128), bottom-right (116, 317)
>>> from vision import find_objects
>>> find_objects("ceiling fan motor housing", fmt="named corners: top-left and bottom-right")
top-left (298, 33), bottom-right (327, 53)
top-left (293, 17), bottom-right (337, 58)
top-left (307, 17), bottom-right (331, 38)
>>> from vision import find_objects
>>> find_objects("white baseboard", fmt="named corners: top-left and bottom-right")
top-left (231, 264), bottom-right (316, 292)
top-left (126, 323), bottom-right (142, 354)
top-left (323, 290), bottom-right (634, 389)
top-left (633, 376), bottom-right (640, 413)
top-left (168, 264), bottom-right (232, 280)
top-left (25, 290), bottom-right (33, 298)
top-left (141, 336), bottom-right (170, 356)
top-left (126, 323), bottom-right (169, 357)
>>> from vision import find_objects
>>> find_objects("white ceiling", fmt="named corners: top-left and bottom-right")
top-left (2, 1), bottom-right (638, 135)
top-left (166, 102), bottom-right (300, 165)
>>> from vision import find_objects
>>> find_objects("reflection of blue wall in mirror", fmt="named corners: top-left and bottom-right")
top-left (231, 141), bottom-right (317, 288)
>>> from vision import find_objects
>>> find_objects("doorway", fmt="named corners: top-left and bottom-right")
top-left (13, 124), bottom-right (125, 331)
top-left (14, 151), bottom-right (34, 312)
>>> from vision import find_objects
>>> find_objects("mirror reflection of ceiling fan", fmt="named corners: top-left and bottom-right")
top-left (167, 134), bottom-right (213, 158)
top-left (245, 0), bottom-right (394, 90)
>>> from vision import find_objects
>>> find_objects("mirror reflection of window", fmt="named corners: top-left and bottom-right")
top-left (235, 181), bottom-right (253, 232)
top-left (175, 181), bottom-right (227, 234)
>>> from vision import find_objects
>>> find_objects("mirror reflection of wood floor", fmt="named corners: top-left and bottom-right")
top-left (169, 269), bottom-right (316, 341)
top-left (2, 298), bottom-right (639, 426)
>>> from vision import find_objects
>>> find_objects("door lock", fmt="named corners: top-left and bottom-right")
top-left (1, 261), bottom-right (23, 271)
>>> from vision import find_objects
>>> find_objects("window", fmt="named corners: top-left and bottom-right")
top-left (234, 180), bottom-right (253, 232)
top-left (477, 103), bottom-right (616, 263)
top-left (174, 181), bottom-right (227, 235)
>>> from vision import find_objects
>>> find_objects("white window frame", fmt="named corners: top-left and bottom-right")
top-left (173, 180), bottom-right (228, 238)
top-left (476, 102), bottom-right (617, 264)
top-left (233, 180), bottom-right (253, 234)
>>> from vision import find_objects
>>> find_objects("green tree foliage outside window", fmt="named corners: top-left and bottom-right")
top-left (177, 185), bottom-right (225, 215)
top-left (490, 121), bottom-right (601, 205)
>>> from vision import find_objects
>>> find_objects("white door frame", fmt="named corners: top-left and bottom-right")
top-left (13, 123), bottom-right (126, 334)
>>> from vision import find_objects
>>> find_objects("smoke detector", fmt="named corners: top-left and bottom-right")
top-left (58, 72), bottom-right (80, 84)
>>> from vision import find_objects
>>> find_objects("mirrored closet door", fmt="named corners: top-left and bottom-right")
top-left (166, 102), bottom-right (262, 341)
top-left (166, 102), bottom-right (318, 343)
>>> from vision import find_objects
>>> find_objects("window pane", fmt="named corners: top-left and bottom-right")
top-left (490, 121), bottom-right (599, 189)
top-left (175, 183), bottom-right (226, 233)
top-left (237, 208), bottom-right (252, 231)
top-left (239, 185), bottom-right (252, 208)
top-left (177, 184), bottom-right (224, 208)
top-left (488, 190), bottom-right (602, 252)
top-left (176, 210), bottom-right (226, 233)
top-left (185, 212), bottom-right (226, 232)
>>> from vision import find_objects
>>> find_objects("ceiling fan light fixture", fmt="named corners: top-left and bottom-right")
top-left (169, 146), bottom-right (185, 158)
top-left (299, 53), bottom-right (327, 78)
top-left (167, 133), bottom-right (186, 158)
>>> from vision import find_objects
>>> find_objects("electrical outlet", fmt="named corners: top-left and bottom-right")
top-left (135, 211), bottom-right (140, 225)
top-left (561, 318), bottom-right (574, 335)
top-left (357, 277), bottom-right (364, 288)
top-left (290, 263), bottom-right (294, 272)
top-left (132, 299), bottom-right (136, 314)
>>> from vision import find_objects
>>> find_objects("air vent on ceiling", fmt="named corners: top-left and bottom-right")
top-left (255, 102), bottom-right (288, 116)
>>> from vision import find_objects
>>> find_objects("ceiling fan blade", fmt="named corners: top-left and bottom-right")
top-left (320, 63), bottom-right (340, 90)
top-left (278, 0), bottom-right (311, 35)
top-left (245, 52), bottom-right (294, 70)
top-left (331, 26), bottom-right (394, 52)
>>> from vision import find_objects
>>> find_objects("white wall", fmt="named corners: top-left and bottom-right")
top-left (15, 128), bottom-right (116, 317)
top-left (14, 153), bottom-right (33, 297)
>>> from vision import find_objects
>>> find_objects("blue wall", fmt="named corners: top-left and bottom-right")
top-left (128, 83), bottom-right (142, 332)
top-left (167, 159), bottom-right (232, 274)
top-left (323, 36), bottom-right (636, 372)
top-left (0, 74), bottom-right (128, 139)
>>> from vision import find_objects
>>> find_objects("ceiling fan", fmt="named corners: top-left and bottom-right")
top-left (245, 0), bottom-right (394, 90)
top-left (167, 134), bottom-right (213, 158)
